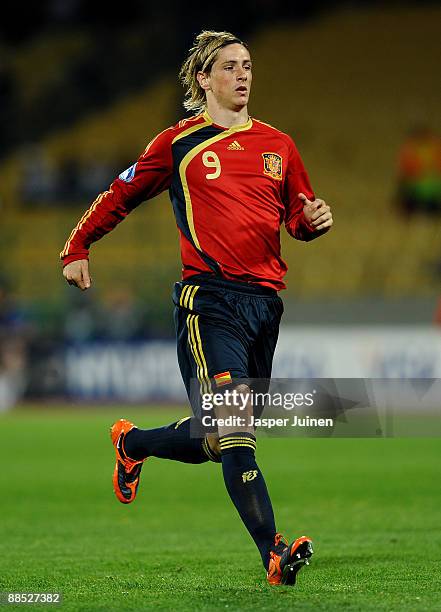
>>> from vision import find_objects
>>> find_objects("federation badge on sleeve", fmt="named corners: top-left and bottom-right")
top-left (262, 153), bottom-right (283, 180)
top-left (119, 163), bottom-right (137, 182)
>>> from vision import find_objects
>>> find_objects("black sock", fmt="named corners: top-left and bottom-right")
top-left (124, 416), bottom-right (212, 464)
top-left (219, 433), bottom-right (276, 569)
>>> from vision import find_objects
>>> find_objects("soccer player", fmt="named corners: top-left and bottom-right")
top-left (61, 30), bottom-right (333, 586)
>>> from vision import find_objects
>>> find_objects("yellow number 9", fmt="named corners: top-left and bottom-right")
top-left (202, 151), bottom-right (221, 180)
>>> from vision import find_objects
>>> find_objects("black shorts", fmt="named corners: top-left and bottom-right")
top-left (173, 274), bottom-right (283, 419)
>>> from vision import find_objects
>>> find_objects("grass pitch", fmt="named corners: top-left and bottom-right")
top-left (0, 407), bottom-right (440, 611)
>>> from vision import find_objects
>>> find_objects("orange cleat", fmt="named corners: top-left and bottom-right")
top-left (110, 418), bottom-right (146, 504)
top-left (267, 534), bottom-right (313, 586)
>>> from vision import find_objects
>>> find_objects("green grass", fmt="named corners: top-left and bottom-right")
top-left (0, 407), bottom-right (440, 611)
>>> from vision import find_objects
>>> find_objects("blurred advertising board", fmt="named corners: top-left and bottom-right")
top-left (64, 326), bottom-right (441, 402)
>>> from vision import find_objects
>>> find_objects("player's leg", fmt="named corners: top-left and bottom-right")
top-left (220, 409), bottom-right (312, 585)
top-left (118, 301), bottom-right (215, 464)
top-left (109, 282), bottom-right (219, 505)
top-left (110, 414), bottom-right (213, 504)
top-left (112, 291), bottom-right (219, 469)
top-left (248, 293), bottom-right (313, 584)
top-left (119, 282), bottom-right (239, 468)
top-left (184, 281), bottom-right (286, 574)
top-left (215, 382), bottom-right (278, 570)
top-left (117, 416), bottom-right (211, 463)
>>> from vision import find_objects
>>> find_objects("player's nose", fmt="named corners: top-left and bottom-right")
top-left (236, 66), bottom-right (248, 80)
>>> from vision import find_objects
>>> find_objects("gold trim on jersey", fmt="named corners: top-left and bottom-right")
top-left (252, 117), bottom-right (278, 131)
top-left (172, 115), bottom-right (212, 145)
top-left (60, 189), bottom-right (112, 258)
top-left (202, 110), bottom-right (252, 131)
top-left (179, 117), bottom-right (253, 250)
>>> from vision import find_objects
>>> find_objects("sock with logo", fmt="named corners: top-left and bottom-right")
top-left (123, 416), bottom-right (218, 464)
top-left (219, 433), bottom-right (276, 569)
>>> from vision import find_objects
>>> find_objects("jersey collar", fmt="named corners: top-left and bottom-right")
top-left (202, 110), bottom-right (252, 132)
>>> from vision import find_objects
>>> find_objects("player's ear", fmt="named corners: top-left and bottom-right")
top-left (197, 71), bottom-right (211, 92)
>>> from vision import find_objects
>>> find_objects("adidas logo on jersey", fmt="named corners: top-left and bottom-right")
top-left (227, 140), bottom-right (244, 150)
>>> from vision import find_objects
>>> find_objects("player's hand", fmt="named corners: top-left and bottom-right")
top-left (299, 193), bottom-right (333, 232)
top-left (63, 259), bottom-right (92, 291)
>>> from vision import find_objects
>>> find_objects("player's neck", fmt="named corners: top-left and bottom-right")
top-left (204, 103), bottom-right (249, 129)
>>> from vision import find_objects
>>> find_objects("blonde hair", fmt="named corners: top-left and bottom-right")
top-left (179, 30), bottom-right (247, 114)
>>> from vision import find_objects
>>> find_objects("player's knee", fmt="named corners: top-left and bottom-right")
top-left (214, 382), bottom-right (254, 437)
top-left (232, 383), bottom-right (252, 414)
top-left (234, 382), bottom-right (253, 424)
top-left (235, 383), bottom-right (250, 394)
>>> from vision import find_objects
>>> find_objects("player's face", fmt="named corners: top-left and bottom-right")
top-left (207, 43), bottom-right (252, 111)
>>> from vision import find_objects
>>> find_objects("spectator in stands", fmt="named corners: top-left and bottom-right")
top-left (397, 124), bottom-right (441, 215)
top-left (20, 145), bottom-right (58, 205)
top-left (21, 148), bottom-right (117, 206)
top-left (56, 156), bottom-right (81, 204)
top-left (97, 286), bottom-right (148, 341)
top-left (77, 156), bottom-right (115, 201)
top-left (63, 290), bottom-right (99, 343)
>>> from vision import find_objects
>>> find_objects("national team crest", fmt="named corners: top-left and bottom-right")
top-left (262, 152), bottom-right (283, 180)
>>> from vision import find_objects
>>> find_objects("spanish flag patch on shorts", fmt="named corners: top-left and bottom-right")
top-left (214, 371), bottom-right (232, 387)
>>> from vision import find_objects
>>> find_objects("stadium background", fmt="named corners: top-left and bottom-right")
top-left (1, 2), bottom-right (440, 611)
top-left (1, 0), bottom-right (441, 406)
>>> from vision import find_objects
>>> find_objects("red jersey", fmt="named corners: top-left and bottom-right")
top-left (60, 111), bottom-right (319, 290)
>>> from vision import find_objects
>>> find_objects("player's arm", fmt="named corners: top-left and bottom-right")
top-left (283, 138), bottom-right (333, 241)
top-left (60, 128), bottom-right (174, 290)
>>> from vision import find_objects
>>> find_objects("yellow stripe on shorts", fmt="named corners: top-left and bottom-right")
top-left (187, 314), bottom-right (210, 395)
